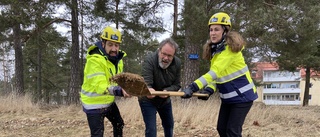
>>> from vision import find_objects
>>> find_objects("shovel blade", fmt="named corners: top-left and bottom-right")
top-left (110, 73), bottom-right (208, 97)
top-left (110, 73), bottom-right (151, 96)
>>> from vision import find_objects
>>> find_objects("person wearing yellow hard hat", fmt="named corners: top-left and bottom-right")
top-left (181, 12), bottom-right (258, 137)
top-left (80, 26), bottom-right (131, 137)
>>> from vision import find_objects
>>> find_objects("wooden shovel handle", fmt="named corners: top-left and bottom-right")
top-left (150, 91), bottom-right (209, 97)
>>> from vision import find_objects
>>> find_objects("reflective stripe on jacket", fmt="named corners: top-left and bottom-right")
top-left (194, 45), bottom-right (257, 103)
top-left (80, 45), bottom-right (126, 110)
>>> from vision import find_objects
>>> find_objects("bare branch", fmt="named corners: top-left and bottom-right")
top-left (263, 1), bottom-right (277, 7)
top-left (23, 18), bottom-right (71, 43)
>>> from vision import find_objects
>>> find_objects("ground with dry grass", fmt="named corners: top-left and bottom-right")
top-left (1, 94), bottom-right (320, 137)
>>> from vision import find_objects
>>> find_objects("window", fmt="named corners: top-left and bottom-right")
top-left (264, 71), bottom-right (271, 78)
top-left (271, 83), bottom-right (280, 88)
top-left (251, 70), bottom-right (257, 78)
top-left (280, 82), bottom-right (299, 88)
top-left (309, 95), bottom-right (312, 100)
top-left (264, 83), bottom-right (281, 89)
top-left (263, 93), bottom-right (300, 101)
top-left (265, 84), bottom-right (271, 89)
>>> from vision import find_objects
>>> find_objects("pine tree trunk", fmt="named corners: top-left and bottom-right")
top-left (37, 44), bottom-right (43, 103)
top-left (173, 0), bottom-right (178, 37)
top-left (182, 40), bottom-right (200, 88)
top-left (13, 23), bottom-right (24, 95)
top-left (68, 0), bottom-right (80, 104)
top-left (302, 67), bottom-right (310, 106)
top-left (182, 0), bottom-right (207, 88)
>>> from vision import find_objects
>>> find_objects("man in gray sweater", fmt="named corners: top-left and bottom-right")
top-left (138, 38), bottom-right (181, 137)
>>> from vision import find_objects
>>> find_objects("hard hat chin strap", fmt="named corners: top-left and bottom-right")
top-left (210, 36), bottom-right (226, 56)
top-left (222, 25), bottom-right (229, 35)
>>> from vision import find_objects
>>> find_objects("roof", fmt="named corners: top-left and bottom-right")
top-left (251, 62), bottom-right (320, 79)
top-left (300, 68), bottom-right (320, 78)
top-left (251, 62), bottom-right (279, 79)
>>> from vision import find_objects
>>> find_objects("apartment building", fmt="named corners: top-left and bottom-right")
top-left (252, 62), bottom-right (320, 106)
top-left (252, 62), bottom-right (301, 105)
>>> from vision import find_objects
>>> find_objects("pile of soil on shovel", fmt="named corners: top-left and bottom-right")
top-left (110, 72), bottom-right (151, 96)
top-left (110, 72), bottom-right (144, 82)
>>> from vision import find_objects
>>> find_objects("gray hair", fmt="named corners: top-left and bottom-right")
top-left (158, 38), bottom-right (179, 54)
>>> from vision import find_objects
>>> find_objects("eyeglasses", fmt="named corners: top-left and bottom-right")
top-left (160, 51), bottom-right (174, 59)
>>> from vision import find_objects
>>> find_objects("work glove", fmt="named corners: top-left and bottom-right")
top-left (198, 87), bottom-right (214, 100)
top-left (181, 83), bottom-right (199, 99)
top-left (181, 87), bottom-right (193, 99)
top-left (109, 86), bottom-right (124, 96)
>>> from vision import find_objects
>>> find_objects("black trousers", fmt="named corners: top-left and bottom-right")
top-left (217, 101), bottom-right (253, 137)
top-left (86, 103), bottom-right (124, 137)
top-left (138, 99), bottom-right (174, 137)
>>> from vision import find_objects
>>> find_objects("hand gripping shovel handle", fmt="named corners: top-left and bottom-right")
top-left (150, 91), bottom-right (209, 97)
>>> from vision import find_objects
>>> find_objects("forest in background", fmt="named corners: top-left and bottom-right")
top-left (1, 0), bottom-right (320, 105)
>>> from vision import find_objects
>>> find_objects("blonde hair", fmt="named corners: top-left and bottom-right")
top-left (202, 29), bottom-right (246, 60)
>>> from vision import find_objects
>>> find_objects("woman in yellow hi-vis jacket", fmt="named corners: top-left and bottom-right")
top-left (182, 12), bottom-right (258, 137)
top-left (81, 26), bottom-right (130, 137)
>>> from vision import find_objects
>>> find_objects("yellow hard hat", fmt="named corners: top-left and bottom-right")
top-left (208, 12), bottom-right (231, 28)
top-left (100, 26), bottom-right (122, 43)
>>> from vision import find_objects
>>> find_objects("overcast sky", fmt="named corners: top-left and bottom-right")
top-left (54, 4), bottom-right (176, 42)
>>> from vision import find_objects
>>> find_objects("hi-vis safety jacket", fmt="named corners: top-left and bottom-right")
top-left (194, 45), bottom-right (258, 104)
top-left (80, 44), bottom-right (126, 110)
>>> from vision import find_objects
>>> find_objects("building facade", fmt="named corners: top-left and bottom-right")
top-left (252, 62), bottom-right (320, 106)
top-left (300, 70), bottom-right (320, 106)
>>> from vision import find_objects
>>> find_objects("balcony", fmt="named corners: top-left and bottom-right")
top-left (263, 88), bottom-right (301, 94)
top-left (263, 77), bottom-right (301, 82)
top-left (263, 100), bottom-right (301, 105)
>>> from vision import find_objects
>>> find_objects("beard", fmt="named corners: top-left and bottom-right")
top-left (108, 51), bottom-right (118, 57)
top-left (159, 58), bottom-right (172, 69)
